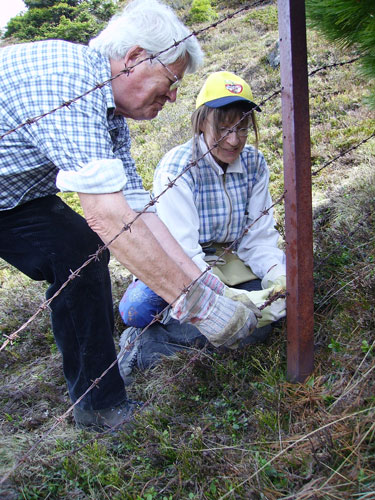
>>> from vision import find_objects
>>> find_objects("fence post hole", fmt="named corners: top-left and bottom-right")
top-left (277, 0), bottom-right (314, 382)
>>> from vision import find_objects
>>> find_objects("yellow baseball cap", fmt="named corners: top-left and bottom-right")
top-left (195, 71), bottom-right (261, 111)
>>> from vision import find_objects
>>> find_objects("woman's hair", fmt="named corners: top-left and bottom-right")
top-left (89, 0), bottom-right (203, 73)
top-left (191, 102), bottom-right (260, 162)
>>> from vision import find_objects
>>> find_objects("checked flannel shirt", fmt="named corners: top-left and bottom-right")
top-left (0, 40), bottom-right (152, 212)
top-left (153, 135), bottom-right (286, 280)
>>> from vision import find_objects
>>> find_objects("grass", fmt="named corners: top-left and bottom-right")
top-left (1, 1), bottom-right (375, 498)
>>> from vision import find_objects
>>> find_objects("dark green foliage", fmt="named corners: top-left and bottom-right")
top-left (306, 0), bottom-right (375, 107)
top-left (24, 0), bottom-right (79, 7)
top-left (2, 0), bottom-right (117, 43)
top-left (306, 0), bottom-right (375, 47)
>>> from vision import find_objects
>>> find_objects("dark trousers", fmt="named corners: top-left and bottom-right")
top-left (132, 278), bottom-right (273, 372)
top-left (0, 195), bottom-right (126, 410)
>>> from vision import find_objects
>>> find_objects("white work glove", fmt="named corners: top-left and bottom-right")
top-left (225, 275), bottom-right (286, 329)
top-left (223, 286), bottom-right (263, 314)
top-left (199, 271), bottom-right (261, 316)
top-left (171, 278), bottom-right (261, 350)
top-left (261, 264), bottom-right (286, 289)
top-left (267, 275), bottom-right (286, 293)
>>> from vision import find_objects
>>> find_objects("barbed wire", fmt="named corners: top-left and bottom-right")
top-left (258, 55), bottom-right (362, 106)
top-left (0, 96), bottom-right (283, 352)
top-left (1, 47), bottom-right (366, 350)
top-left (259, 55), bottom-right (375, 179)
top-left (311, 131), bottom-right (375, 176)
top-left (0, 192), bottom-right (286, 485)
top-left (0, 1), bottom-right (264, 141)
top-left (308, 56), bottom-right (361, 77)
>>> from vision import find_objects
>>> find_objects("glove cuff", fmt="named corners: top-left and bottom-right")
top-left (200, 271), bottom-right (225, 295)
top-left (261, 264), bottom-right (286, 289)
top-left (171, 280), bottom-right (217, 324)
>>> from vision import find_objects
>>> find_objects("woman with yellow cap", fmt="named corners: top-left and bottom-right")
top-left (118, 72), bottom-right (286, 383)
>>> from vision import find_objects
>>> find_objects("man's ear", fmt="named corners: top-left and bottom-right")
top-left (124, 46), bottom-right (148, 69)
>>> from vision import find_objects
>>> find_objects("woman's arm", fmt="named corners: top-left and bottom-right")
top-left (236, 153), bottom-right (286, 279)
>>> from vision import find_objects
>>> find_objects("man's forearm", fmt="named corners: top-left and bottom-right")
top-left (140, 212), bottom-right (202, 281)
top-left (78, 192), bottom-right (201, 304)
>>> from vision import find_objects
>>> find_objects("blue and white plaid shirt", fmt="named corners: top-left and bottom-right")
top-left (0, 40), bottom-right (152, 211)
top-left (153, 135), bottom-right (285, 280)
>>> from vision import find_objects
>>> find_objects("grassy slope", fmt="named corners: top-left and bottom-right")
top-left (1, 2), bottom-right (375, 499)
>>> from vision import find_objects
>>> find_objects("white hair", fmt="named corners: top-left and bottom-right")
top-left (89, 0), bottom-right (204, 73)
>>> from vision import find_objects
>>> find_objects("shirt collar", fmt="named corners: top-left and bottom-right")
top-left (93, 50), bottom-right (116, 111)
top-left (198, 134), bottom-right (244, 175)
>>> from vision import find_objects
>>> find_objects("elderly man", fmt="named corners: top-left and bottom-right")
top-left (0, 0), bottom-right (260, 430)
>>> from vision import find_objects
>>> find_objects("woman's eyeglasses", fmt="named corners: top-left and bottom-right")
top-left (219, 126), bottom-right (249, 137)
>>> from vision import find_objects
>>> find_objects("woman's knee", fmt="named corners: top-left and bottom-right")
top-left (119, 280), bottom-right (168, 328)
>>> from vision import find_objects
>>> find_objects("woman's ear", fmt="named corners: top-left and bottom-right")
top-left (200, 118), bottom-right (208, 135)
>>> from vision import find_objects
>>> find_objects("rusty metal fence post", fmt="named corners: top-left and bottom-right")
top-left (277, 0), bottom-right (314, 382)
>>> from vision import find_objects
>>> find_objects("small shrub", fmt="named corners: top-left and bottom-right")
top-left (188, 0), bottom-right (218, 24)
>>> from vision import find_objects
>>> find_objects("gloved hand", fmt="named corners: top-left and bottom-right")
top-left (257, 294), bottom-right (286, 327)
top-left (199, 271), bottom-right (263, 318)
top-left (261, 264), bottom-right (286, 290)
top-left (260, 274), bottom-right (286, 327)
top-left (267, 275), bottom-right (286, 293)
top-left (171, 278), bottom-right (260, 349)
top-left (223, 286), bottom-right (263, 317)
top-left (200, 269), bottom-right (286, 327)
top-left (225, 283), bottom-right (286, 329)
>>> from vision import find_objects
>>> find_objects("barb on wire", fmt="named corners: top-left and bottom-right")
top-left (308, 56), bottom-right (361, 78)
top-left (260, 55), bottom-right (362, 106)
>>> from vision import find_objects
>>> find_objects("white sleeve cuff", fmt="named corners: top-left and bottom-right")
top-left (261, 263), bottom-right (286, 289)
top-left (192, 253), bottom-right (211, 272)
top-left (56, 159), bottom-right (127, 194)
top-left (123, 189), bottom-right (156, 213)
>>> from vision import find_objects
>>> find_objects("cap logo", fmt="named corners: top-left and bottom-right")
top-left (225, 81), bottom-right (243, 95)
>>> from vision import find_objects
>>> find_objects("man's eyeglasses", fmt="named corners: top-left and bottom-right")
top-left (156, 58), bottom-right (181, 91)
top-left (219, 126), bottom-right (249, 138)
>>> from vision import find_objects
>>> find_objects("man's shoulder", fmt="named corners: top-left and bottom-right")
top-left (1, 39), bottom-right (83, 58)
top-left (1, 40), bottom-right (108, 79)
